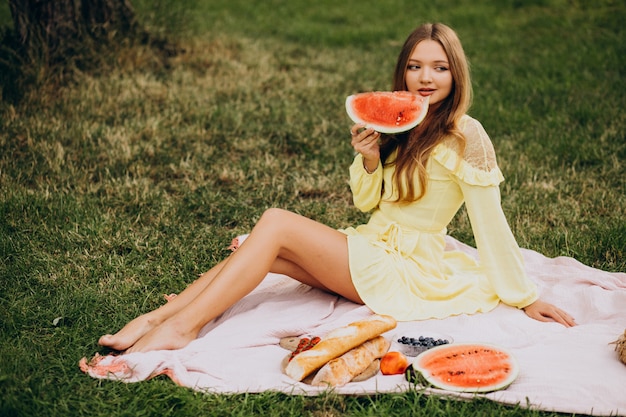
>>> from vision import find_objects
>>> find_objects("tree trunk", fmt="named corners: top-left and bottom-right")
top-left (8, 0), bottom-right (139, 65)
top-left (1, 0), bottom-right (179, 102)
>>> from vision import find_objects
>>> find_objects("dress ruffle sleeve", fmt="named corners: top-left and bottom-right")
top-left (431, 144), bottom-right (504, 186)
top-left (349, 153), bottom-right (383, 212)
top-left (431, 115), bottom-right (505, 187)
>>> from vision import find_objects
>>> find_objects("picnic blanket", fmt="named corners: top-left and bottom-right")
top-left (80, 236), bottom-right (626, 416)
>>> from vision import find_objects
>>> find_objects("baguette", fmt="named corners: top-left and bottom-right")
top-left (311, 336), bottom-right (390, 387)
top-left (284, 314), bottom-right (396, 381)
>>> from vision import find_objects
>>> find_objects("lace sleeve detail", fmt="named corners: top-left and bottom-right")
top-left (431, 116), bottom-right (504, 186)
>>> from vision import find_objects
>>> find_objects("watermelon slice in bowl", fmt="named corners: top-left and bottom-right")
top-left (345, 91), bottom-right (429, 134)
top-left (406, 343), bottom-right (520, 393)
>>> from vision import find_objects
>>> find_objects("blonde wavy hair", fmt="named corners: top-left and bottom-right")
top-left (380, 23), bottom-right (472, 202)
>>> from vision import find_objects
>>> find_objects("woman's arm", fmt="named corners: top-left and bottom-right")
top-left (348, 153), bottom-right (383, 212)
top-left (460, 182), bottom-right (538, 307)
top-left (348, 125), bottom-right (383, 212)
top-left (459, 181), bottom-right (575, 326)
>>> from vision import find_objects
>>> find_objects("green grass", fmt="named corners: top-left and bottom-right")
top-left (1, 0), bottom-right (625, 416)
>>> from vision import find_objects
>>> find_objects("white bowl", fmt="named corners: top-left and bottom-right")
top-left (392, 332), bottom-right (454, 357)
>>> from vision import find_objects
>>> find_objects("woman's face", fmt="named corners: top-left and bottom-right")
top-left (404, 40), bottom-right (453, 106)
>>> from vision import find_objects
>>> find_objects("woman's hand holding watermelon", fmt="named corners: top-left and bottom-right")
top-left (522, 299), bottom-right (576, 327)
top-left (350, 123), bottom-right (381, 173)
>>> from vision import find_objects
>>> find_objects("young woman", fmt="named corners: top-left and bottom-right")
top-left (99, 23), bottom-right (575, 354)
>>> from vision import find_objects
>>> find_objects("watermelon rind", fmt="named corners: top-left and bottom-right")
top-left (345, 91), bottom-right (429, 134)
top-left (409, 343), bottom-right (519, 393)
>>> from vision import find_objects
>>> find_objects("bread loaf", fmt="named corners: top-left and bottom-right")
top-left (311, 336), bottom-right (390, 387)
top-left (284, 314), bottom-right (396, 381)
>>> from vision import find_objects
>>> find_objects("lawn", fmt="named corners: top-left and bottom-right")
top-left (0, 0), bottom-right (624, 415)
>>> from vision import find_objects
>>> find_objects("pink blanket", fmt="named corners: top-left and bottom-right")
top-left (80, 236), bottom-right (626, 416)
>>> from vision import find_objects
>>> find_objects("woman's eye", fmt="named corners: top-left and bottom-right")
top-left (407, 65), bottom-right (420, 70)
top-left (435, 66), bottom-right (449, 72)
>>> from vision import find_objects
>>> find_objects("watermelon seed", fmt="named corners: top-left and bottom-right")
top-left (447, 371), bottom-right (465, 376)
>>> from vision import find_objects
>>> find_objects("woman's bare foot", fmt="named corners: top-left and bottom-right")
top-left (98, 312), bottom-right (164, 352)
top-left (125, 317), bottom-right (198, 353)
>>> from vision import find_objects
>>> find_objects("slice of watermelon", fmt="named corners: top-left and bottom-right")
top-left (408, 343), bottom-right (519, 393)
top-left (345, 91), bottom-right (429, 134)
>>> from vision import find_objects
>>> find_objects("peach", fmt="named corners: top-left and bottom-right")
top-left (380, 351), bottom-right (409, 375)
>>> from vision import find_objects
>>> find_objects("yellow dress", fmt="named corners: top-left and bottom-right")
top-left (340, 115), bottom-right (538, 321)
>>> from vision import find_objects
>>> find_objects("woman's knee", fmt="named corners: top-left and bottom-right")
top-left (256, 208), bottom-right (293, 232)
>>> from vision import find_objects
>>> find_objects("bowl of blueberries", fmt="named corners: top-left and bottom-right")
top-left (394, 333), bottom-right (454, 357)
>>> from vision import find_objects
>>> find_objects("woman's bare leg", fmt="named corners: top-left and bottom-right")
top-left (99, 209), bottom-right (351, 352)
top-left (98, 259), bottom-right (231, 351)
top-left (124, 208), bottom-right (360, 353)
top-left (99, 233), bottom-right (335, 351)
